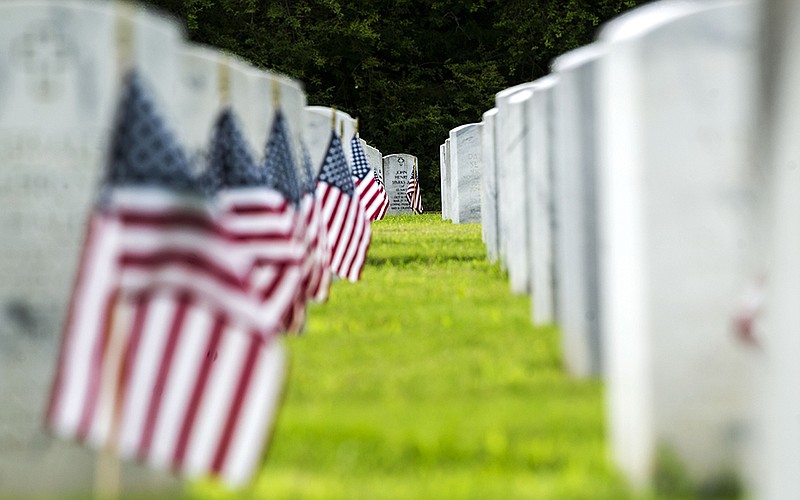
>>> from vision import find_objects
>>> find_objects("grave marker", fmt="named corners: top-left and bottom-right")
top-left (551, 43), bottom-right (606, 377)
top-left (382, 154), bottom-right (415, 215)
top-left (448, 123), bottom-right (482, 224)
top-left (481, 108), bottom-right (500, 262)
top-left (597, 0), bottom-right (758, 488)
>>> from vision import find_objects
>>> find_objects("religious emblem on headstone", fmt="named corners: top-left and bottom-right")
top-left (10, 19), bottom-right (77, 101)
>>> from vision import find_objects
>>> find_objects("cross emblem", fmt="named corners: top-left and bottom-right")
top-left (10, 20), bottom-right (77, 101)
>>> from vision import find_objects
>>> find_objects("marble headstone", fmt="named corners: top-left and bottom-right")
top-left (526, 76), bottom-right (558, 326)
top-left (382, 154), bottom-right (415, 215)
top-left (495, 84), bottom-right (535, 293)
top-left (440, 143), bottom-right (448, 220)
top-left (751, 0), bottom-right (800, 497)
top-left (481, 108), bottom-right (500, 262)
top-left (0, 2), bottom-right (183, 496)
top-left (443, 138), bottom-right (452, 220)
top-left (303, 106), bottom-right (336, 177)
top-left (361, 140), bottom-right (383, 178)
top-left (551, 43), bottom-right (606, 378)
top-left (448, 123), bottom-right (482, 224)
top-left (597, 0), bottom-right (758, 489)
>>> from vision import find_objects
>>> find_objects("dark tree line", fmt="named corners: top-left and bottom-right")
top-left (143, 0), bottom-right (646, 210)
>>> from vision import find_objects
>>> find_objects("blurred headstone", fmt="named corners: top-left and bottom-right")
top-left (551, 43), bottom-right (605, 377)
top-left (526, 76), bottom-right (557, 325)
top-left (481, 108), bottom-right (499, 261)
top-left (0, 1), bottom-right (184, 496)
top-left (597, 0), bottom-right (758, 490)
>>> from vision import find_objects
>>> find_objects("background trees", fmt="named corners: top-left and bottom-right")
top-left (143, 0), bottom-right (645, 210)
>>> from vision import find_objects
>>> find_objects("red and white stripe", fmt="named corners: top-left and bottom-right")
top-left (354, 173), bottom-right (388, 222)
top-left (316, 182), bottom-right (371, 282)
top-left (48, 289), bottom-right (286, 488)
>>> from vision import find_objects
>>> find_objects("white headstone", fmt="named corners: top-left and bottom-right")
top-left (551, 43), bottom-right (606, 377)
top-left (526, 76), bottom-right (558, 325)
top-left (440, 143), bottom-right (448, 220)
top-left (177, 45), bottom-right (221, 167)
top-left (597, 0), bottom-right (758, 489)
top-left (751, 1), bottom-right (800, 498)
top-left (481, 108), bottom-right (500, 262)
top-left (0, 2), bottom-right (183, 495)
top-left (449, 123), bottom-right (482, 224)
top-left (336, 110), bottom-right (357, 165)
top-left (303, 106), bottom-right (336, 177)
top-left (361, 139), bottom-right (382, 176)
top-left (382, 154), bottom-right (415, 215)
top-left (443, 138), bottom-right (452, 220)
top-left (496, 85), bottom-right (535, 293)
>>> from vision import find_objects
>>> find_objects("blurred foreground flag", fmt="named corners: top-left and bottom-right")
top-left (46, 71), bottom-right (287, 489)
top-left (351, 135), bottom-right (388, 221)
top-left (406, 161), bottom-right (423, 214)
top-left (316, 131), bottom-right (371, 281)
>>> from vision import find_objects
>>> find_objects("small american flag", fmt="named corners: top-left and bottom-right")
top-left (316, 131), bottom-right (371, 281)
top-left (406, 161), bottom-right (423, 214)
top-left (350, 136), bottom-right (388, 221)
top-left (46, 70), bottom-right (288, 489)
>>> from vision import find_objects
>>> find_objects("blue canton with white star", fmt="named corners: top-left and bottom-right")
top-left (202, 108), bottom-right (262, 194)
top-left (104, 70), bottom-right (196, 194)
top-left (263, 110), bottom-right (301, 204)
top-left (350, 136), bottom-right (371, 180)
top-left (318, 132), bottom-right (355, 196)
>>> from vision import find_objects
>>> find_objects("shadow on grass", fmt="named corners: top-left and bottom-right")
top-left (366, 253), bottom-right (487, 267)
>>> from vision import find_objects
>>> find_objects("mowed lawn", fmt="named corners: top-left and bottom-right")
top-left (192, 214), bottom-right (633, 499)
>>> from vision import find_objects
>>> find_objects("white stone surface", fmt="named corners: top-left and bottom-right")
top-left (444, 138), bottom-right (452, 220)
top-left (0, 1), bottom-right (183, 495)
top-left (448, 123), bottom-right (482, 224)
top-left (551, 43), bottom-right (606, 378)
top-left (496, 84), bottom-right (535, 293)
top-left (481, 108), bottom-right (499, 262)
top-left (303, 106), bottom-right (337, 176)
top-left (526, 76), bottom-right (558, 326)
top-left (440, 143), bottom-right (448, 220)
top-left (752, 1), bottom-right (800, 498)
top-left (382, 154), bottom-right (415, 215)
top-left (361, 139), bottom-right (383, 177)
top-left (597, 0), bottom-right (758, 489)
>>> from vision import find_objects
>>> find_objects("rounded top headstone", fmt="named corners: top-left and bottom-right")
top-left (551, 43), bottom-right (606, 72)
top-left (598, 1), bottom-right (708, 42)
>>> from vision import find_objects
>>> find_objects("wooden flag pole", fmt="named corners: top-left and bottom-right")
top-left (355, 118), bottom-right (360, 138)
top-left (218, 59), bottom-right (231, 105)
top-left (271, 76), bottom-right (281, 107)
top-left (339, 119), bottom-right (344, 141)
top-left (330, 107), bottom-right (337, 131)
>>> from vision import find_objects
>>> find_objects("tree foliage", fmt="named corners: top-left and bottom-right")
top-left (143, 0), bottom-right (646, 210)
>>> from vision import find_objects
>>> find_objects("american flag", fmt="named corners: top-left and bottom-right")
top-left (350, 136), bottom-right (388, 221)
top-left (46, 70), bottom-right (288, 488)
top-left (406, 162), bottom-right (423, 214)
top-left (316, 131), bottom-right (371, 281)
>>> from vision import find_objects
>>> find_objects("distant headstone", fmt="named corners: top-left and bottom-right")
top-left (448, 123), bottom-right (482, 224)
top-left (526, 76), bottom-right (557, 325)
top-left (443, 139), bottom-right (452, 220)
top-left (481, 108), bottom-right (499, 262)
top-left (597, 0), bottom-right (758, 489)
top-left (361, 140), bottom-right (382, 177)
top-left (551, 43), bottom-right (605, 378)
top-left (440, 143), bottom-right (448, 220)
top-left (0, 2), bottom-right (183, 496)
top-left (495, 84), bottom-right (535, 293)
top-left (382, 154), bottom-right (415, 215)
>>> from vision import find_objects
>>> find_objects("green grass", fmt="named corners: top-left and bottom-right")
top-left (190, 214), bottom-right (634, 499)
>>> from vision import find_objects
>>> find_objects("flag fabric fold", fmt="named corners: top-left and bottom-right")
top-left (46, 70), bottom-right (289, 489)
top-left (350, 136), bottom-right (388, 221)
top-left (406, 164), bottom-right (423, 215)
top-left (316, 131), bottom-right (371, 281)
